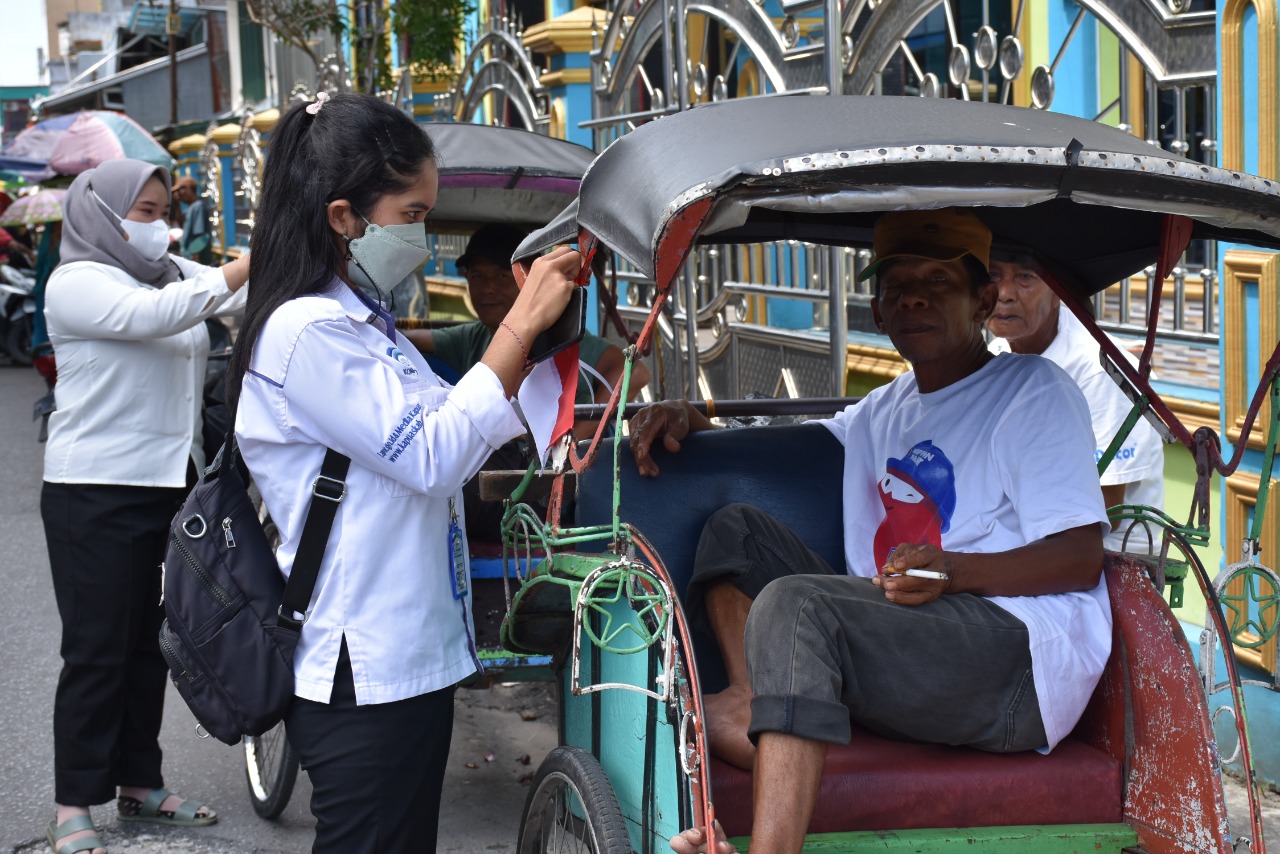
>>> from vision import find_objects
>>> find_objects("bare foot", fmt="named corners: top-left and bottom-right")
top-left (670, 821), bottom-right (737, 854)
top-left (702, 685), bottom-right (755, 770)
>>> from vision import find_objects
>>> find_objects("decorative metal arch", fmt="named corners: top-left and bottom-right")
top-left (451, 25), bottom-right (550, 130)
top-left (595, 0), bottom-right (803, 106)
top-left (288, 52), bottom-right (353, 104)
top-left (385, 65), bottom-right (415, 116)
top-left (1078, 0), bottom-right (1216, 85)
top-left (843, 0), bottom-right (947, 95)
top-left (586, 0), bottom-right (1226, 401)
top-left (593, 0), bottom-right (1219, 114)
top-left (232, 110), bottom-right (263, 238)
top-left (198, 122), bottom-right (223, 252)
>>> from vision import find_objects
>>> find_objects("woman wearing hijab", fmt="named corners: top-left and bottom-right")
top-left (41, 159), bottom-right (249, 854)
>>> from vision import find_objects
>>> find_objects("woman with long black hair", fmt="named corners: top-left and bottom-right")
top-left (227, 92), bottom-right (580, 852)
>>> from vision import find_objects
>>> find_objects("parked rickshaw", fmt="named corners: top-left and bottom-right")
top-left (241, 120), bottom-right (597, 819)
top-left (499, 95), bottom-right (1280, 853)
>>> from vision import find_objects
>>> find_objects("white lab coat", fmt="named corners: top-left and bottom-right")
top-left (237, 280), bottom-right (526, 705)
top-left (43, 255), bottom-right (246, 486)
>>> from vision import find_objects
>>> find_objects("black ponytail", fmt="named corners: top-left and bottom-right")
top-left (226, 93), bottom-right (437, 411)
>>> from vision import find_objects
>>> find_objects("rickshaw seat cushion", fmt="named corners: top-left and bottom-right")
top-left (708, 724), bottom-right (1123, 835)
top-left (575, 424), bottom-right (845, 691)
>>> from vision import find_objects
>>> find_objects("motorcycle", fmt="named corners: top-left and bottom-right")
top-left (0, 263), bottom-right (36, 366)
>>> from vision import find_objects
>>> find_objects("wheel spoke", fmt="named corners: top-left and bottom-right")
top-left (244, 721), bottom-right (298, 819)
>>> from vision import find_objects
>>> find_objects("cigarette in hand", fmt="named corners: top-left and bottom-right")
top-left (901, 569), bottom-right (949, 581)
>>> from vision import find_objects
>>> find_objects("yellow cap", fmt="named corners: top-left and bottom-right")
top-left (859, 208), bottom-right (992, 281)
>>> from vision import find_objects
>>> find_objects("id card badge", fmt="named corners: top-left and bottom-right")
top-left (448, 499), bottom-right (468, 600)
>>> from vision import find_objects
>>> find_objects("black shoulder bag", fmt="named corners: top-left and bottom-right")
top-left (159, 432), bottom-right (350, 745)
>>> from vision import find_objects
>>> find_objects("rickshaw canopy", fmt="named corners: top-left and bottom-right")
top-left (518, 95), bottom-right (1280, 301)
top-left (427, 123), bottom-right (595, 230)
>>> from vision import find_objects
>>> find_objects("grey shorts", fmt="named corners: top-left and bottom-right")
top-left (692, 504), bottom-right (1047, 753)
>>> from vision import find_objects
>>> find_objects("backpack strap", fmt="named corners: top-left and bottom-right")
top-left (278, 447), bottom-right (351, 631)
top-left (215, 429), bottom-right (254, 486)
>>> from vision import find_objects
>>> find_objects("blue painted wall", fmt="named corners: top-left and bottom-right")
top-left (1047, 0), bottom-right (1099, 121)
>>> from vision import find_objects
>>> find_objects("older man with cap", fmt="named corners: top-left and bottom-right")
top-left (171, 176), bottom-right (211, 264)
top-left (985, 251), bottom-right (1165, 554)
top-left (629, 208), bottom-right (1111, 854)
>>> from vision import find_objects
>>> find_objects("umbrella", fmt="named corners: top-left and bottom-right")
top-left (0, 190), bottom-right (66, 227)
top-left (0, 111), bottom-right (173, 182)
top-left (48, 111), bottom-right (174, 176)
top-left (0, 114), bottom-right (79, 182)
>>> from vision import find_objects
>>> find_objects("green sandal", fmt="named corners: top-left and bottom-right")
top-left (116, 788), bottom-right (217, 827)
top-left (46, 815), bottom-right (106, 854)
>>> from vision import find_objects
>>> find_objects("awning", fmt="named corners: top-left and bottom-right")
top-left (36, 43), bottom-right (209, 114)
top-left (127, 3), bottom-right (206, 37)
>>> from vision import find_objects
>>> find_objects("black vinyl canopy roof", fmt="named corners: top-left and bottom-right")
top-left (425, 122), bottom-right (595, 230)
top-left (516, 95), bottom-right (1280, 299)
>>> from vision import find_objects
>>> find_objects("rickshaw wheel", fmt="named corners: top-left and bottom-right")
top-left (243, 721), bottom-right (298, 819)
top-left (518, 746), bottom-right (631, 854)
top-left (241, 502), bottom-right (300, 820)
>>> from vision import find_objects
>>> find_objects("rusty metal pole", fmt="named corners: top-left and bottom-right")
top-left (168, 0), bottom-right (178, 126)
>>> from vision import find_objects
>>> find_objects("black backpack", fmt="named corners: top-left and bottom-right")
top-left (159, 435), bottom-right (349, 745)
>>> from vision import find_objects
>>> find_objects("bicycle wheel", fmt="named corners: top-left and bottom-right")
top-left (241, 499), bottom-right (298, 820)
top-left (243, 722), bottom-right (299, 819)
top-left (518, 746), bottom-right (632, 854)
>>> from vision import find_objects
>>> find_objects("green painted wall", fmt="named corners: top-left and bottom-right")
top-left (845, 371), bottom-right (892, 399)
top-left (1096, 27), bottom-right (1120, 127)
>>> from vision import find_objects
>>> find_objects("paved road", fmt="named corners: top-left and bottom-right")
top-left (0, 364), bottom-right (557, 854)
top-left (4, 362), bottom-right (1280, 853)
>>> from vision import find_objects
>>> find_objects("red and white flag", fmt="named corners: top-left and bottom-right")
top-left (518, 342), bottom-right (579, 465)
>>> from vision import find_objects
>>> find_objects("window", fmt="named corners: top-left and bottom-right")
top-left (1, 100), bottom-right (30, 146)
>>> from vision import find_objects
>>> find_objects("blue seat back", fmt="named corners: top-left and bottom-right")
top-left (575, 423), bottom-right (845, 690)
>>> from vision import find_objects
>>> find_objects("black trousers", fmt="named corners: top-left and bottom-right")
top-left (42, 480), bottom-right (189, 806)
top-left (286, 644), bottom-right (457, 854)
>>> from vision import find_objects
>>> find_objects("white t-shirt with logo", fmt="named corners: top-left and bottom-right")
top-left (991, 307), bottom-right (1165, 552)
top-left (820, 353), bottom-right (1111, 751)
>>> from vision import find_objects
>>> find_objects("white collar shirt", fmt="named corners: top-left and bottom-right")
top-left (236, 281), bottom-right (526, 705)
top-left (43, 255), bottom-right (246, 486)
top-left (990, 307), bottom-right (1165, 552)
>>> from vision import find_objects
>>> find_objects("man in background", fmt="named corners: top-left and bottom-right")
top-left (986, 251), bottom-right (1164, 553)
top-left (172, 176), bottom-right (212, 264)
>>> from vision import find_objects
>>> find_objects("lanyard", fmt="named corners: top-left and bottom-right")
top-left (448, 497), bottom-right (468, 600)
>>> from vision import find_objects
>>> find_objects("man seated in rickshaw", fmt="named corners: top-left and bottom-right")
top-left (985, 251), bottom-right (1165, 553)
top-left (628, 209), bottom-right (1111, 854)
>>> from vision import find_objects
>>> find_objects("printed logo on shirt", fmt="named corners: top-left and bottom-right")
top-left (1096, 445), bottom-right (1137, 462)
top-left (387, 346), bottom-right (418, 376)
top-left (379, 403), bottom-right (424, 461)
top-left (872, 440), bottom-right (956, 568)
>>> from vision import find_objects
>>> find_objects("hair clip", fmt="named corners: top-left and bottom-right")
top-left (306, 91), bottom-right (330, 115)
